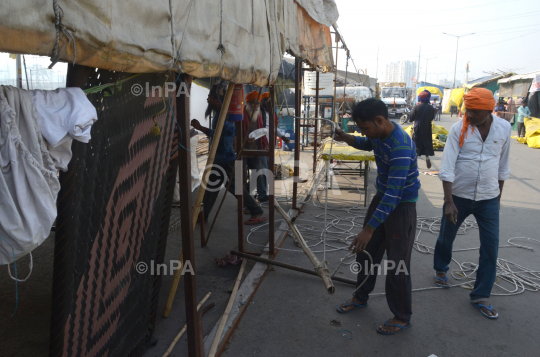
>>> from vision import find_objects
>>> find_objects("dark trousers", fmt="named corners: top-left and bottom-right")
top-left (202, 160), bottom-right (263, 220)
top-left (517, 122), bottom-right (525, 137)
top-left (355, 194), bottom-right (417, 323)
top-left (245, 156), bottom-right (269, 200)
top-left (433, 195), bottom-right (499, 302)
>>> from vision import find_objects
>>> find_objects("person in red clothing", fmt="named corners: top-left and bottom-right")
top-left (242, 91), bottom-right (271, 217)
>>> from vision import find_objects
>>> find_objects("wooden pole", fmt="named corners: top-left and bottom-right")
top-left (163, 82), bottom-right (235, 317)
top-left (162, 292), bottom-right (212, 357)
top-left (176, 74), bottom-right (204, 356)
top-left (274, 198), bottom-right (335, 294)
top-left (208, 259), bottom-right (247, 357)
top-left (192, 83), bottom-right (235, 229)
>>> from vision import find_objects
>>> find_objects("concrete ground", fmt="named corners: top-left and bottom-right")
top-left (2, 113), bottom-right (540, 357)
top-left (217, 114), bottom-right (540, 357)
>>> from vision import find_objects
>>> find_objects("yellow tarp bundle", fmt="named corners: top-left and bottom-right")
top-left (513, 117), bottom-right (540, 148)
top-left (417, 86), bottom-right (444, 98)
top-left (403, 123), bottom-right (449, 149)
top-left (443, 88), bottom-right (465, 113)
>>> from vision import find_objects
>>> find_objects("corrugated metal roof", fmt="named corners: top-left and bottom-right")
top-left (498, 71), bottom-right (540, 83)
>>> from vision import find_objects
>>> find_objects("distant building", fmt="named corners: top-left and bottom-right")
top-left (384, 61), bottom-right (417, 88)
top-left (438, 78), bottom-right (463, 88)
top-left (438, 79), bottom-right (453, 88)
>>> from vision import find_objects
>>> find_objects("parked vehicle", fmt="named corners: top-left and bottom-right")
top-left (399, 106), bottom-right (411, 125)
top-left (380, 82), bottom-right (407, 117)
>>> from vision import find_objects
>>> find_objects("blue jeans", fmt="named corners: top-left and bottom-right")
top-left (433, 195), bottom-right (499, 302)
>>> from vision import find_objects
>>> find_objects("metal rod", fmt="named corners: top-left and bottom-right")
top-left (333, 34), bottom-right (339, 124)
top-left (313, 71), bottom-right (319, 174)
top-left (293, 58), bottom-right (302, 209)
top-left (176, 74), bottom-right (204, 357)
top-left (236, 121), bottom-right (245, 252)
top-left (241, 149), bottom-right (270, 157)
top-left (269, 86), bottom-right (276, 256)
top-left (230, 251), bottom-right (356, 286)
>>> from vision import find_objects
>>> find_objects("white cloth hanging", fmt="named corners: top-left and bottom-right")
top-left (31, 88), bottom-right (98, 171)
top-left (0, 86), bottom-right (61, 265)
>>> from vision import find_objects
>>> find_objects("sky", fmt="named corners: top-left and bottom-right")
top-left (332, 0), bottom-right (540, 84)
top-left (1, 0), bottom-right (538, 89)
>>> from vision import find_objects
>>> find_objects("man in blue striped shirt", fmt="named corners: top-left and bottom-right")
top-left (335, 98), bottom-right (420, 335)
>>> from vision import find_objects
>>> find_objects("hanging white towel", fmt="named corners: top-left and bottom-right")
top-left (0, 86), bottom-right (61, 265)
top-left (31, 88), bottom-right (98, 171)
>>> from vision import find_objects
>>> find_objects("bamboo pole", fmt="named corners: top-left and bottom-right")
top-left (162, 292), bottom-right (212, 357)
top-left (162, 250), bottom-right (183, 317)
top-left (208, 259), bottom-right (247, 357)
top-left (163, 83), bottom-right (235, 318)
top-left (273, 198), bottom-right (335, 294)
top-left (192, 83), bottom-right (235, 229)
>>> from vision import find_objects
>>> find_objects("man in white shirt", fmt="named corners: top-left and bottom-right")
top-left (434, 87), bottom-right (511, 320)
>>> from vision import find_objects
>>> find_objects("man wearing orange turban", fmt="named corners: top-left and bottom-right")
top-left (243, 90), bottom-right (271, 213)
top-left (435, 87), bottom-right (511, 319)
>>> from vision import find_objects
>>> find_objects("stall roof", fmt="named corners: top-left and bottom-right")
top-left (465, 73), bottom-right (514, 89)
top-left (498, 71), bottom-right (540, 84)
top-left (0, 0), bottom-right (337, 86)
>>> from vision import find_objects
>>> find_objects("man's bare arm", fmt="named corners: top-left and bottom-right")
top-left (498, 180), bottom-right (505, 207)
top-left (442, 181), bottom-right (458, 225)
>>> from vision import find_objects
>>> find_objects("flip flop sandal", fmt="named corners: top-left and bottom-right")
top-left (471, 301), bottom-right (499, 319)
top-left (426, 157), bottom-right (432, 169)
top-left (336, 299), bottom-right (368, 314)
top-left (435, 275), bottom-right (451, 288)
top-left (376, 319), bottom-right (412, 335)
top-left (244, 217), bottom-right (267, 225)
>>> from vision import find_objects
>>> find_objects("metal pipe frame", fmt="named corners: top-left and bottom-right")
top-left (293, 58), bottom-right (302, 209)
top-left (176, 74), bottom-right (204, 357)
top-left (313, 72), bottom-right (319, 174)
top-left (235, 121), bottom-right (245, 252)
top-left (230, 250), bottom-right (356, 286)
top-left (269, 86), bottom-right (276, 255)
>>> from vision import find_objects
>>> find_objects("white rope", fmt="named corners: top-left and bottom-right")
top-left (168, 0), bottom-right (177, 68)
top-left (246, 163), bottom-right (540, 298)
top-left (7, 252), bottom-right (33, 282)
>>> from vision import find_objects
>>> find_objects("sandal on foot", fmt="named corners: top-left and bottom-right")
top-left (426, 156), bottom-right (432, 169)
top-left (376, 319), bottom-right (411, 335)
top-left (435, 275), bottom-right (450, 288)
top-left (244, 216), bottom-right (267, 225)
top-left (471, 301), bottom-right (499, 319)
top-left (336, 299), bottom-right (368, 314)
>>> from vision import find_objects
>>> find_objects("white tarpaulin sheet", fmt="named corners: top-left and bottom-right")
top-left (0, 0), bottom-right (336, 86)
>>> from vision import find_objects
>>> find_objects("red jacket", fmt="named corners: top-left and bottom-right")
top-left (242, 109), bottom-right (269, 150)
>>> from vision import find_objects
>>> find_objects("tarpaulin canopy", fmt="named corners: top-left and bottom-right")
top-left (0, 0), bottom-right (336, 86)
top-left (416, 86), bottom-right (444, 98)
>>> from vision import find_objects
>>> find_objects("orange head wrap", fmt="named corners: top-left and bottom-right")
top-left (460, 88), bottom-right (496, 147)
top-left (259, 92), bottom-right (270, 100)
top-left (245, 90), bottom-right (259, 103)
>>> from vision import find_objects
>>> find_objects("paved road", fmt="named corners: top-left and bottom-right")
top-left (221, 113), bottom-right (540, 357)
